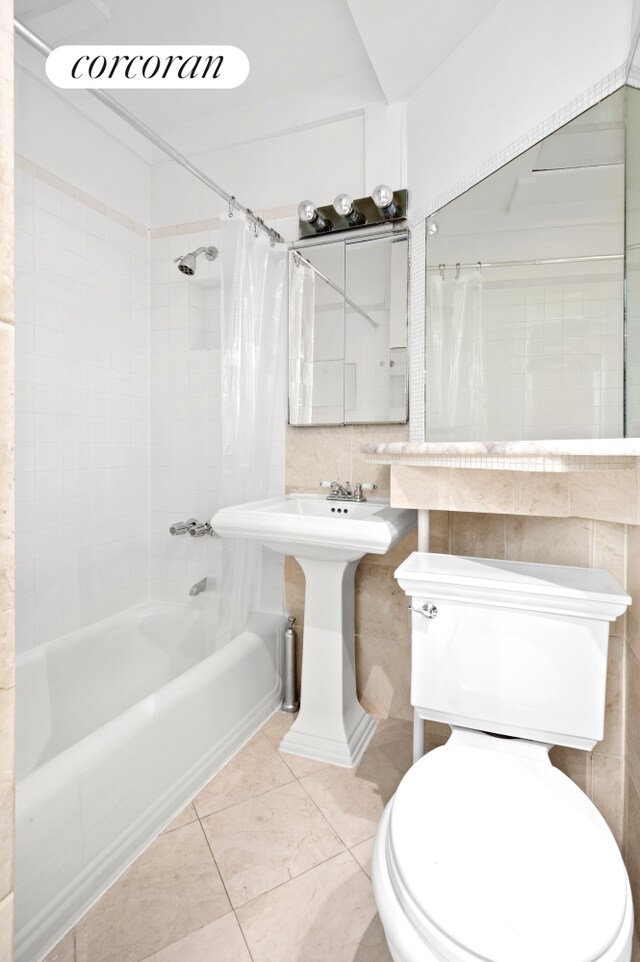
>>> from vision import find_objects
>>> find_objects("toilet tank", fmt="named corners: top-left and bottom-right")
top-left (396, 553), bottom-right (631, 751)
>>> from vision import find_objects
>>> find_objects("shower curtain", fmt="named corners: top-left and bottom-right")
top-left (288, 252), bottom-right (316, 424)
top-left (217, 213), bottom-right (288, 645)
top-left (426, 269), bottom-right (487, 439)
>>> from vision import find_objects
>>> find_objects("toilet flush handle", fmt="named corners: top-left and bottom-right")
top-left (409, 602), bottom-right (438, 619)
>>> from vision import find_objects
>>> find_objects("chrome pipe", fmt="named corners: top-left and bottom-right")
top-left (13, 18), bottom-right (283, 245)
top-left (282, 617), bottom-right (299, 713)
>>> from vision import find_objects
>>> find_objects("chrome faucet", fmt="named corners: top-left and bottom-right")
top-left (189, 576), bottom-right (209, 597)
top-left (319, 481), bottom-right (377, 502)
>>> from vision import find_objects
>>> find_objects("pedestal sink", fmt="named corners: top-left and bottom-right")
top-left (211, 494), bottom-right (416, 767)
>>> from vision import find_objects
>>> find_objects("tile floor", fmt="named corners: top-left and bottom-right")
top-left (44, 713), bottom-right (445, 962)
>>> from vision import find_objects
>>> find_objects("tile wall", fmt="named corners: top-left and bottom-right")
top-left (0, 0), bottom-right (14, 955)
top-left (149, 226), bottom-right (287, 618)
top-left (14, 162), bottom-right (150, 653)
top-left (426, 265), bottom-right (624, 442)
top-left (285, 432), bottom-right (632, 851)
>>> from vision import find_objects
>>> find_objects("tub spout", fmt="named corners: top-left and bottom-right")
top-left (189, 577), bottom-right (209, 596)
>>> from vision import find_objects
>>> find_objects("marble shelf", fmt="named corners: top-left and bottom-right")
top-left (362, 439), bottom-right (640, 473)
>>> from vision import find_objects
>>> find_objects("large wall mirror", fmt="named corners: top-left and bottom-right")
top-left (289, 226), bottom-right (409, 426)
top-left (424, 85), bottom-right (640, 441)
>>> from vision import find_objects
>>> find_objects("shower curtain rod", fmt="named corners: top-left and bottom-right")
top-left (291, 250), bottom-right (379, 329)
top-left (13, 18), bottom-right (283, 245)
top-left (429, 253), bottom-right (623, 273)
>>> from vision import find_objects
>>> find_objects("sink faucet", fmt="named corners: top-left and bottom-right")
top-left (319, 481), bottom-right (377, 502)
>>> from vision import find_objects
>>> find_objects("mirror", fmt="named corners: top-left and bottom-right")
top-left (424, 88), bottom-right (626, 441)
top-left (289, 228), bottom-right (409, 425)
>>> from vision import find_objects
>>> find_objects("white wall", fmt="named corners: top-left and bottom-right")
top-left (15, 45), bottom-right (151, 224)
top-left (406, 0), bottom-right (632, 214)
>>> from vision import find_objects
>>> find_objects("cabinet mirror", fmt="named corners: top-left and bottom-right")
top-left (289, 227), bottom-right (409, 426)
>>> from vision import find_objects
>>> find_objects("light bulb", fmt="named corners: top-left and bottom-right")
top-left (298, 200), bottom-right (317, 223)
top-left (333, 193), bottom-right (354, 216)
top-left (297, 199), bottom-right (332, 233)
top-left (372, 184), bottom-right (402, 218)
top-left (372, 184), bottom-right (394, 209)
top-left (426, 220), bottom-right (439, 237)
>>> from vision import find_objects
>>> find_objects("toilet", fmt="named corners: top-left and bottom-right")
top-left (372, 552), bottom-right (634, 962)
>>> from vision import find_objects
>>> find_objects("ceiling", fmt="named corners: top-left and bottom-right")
top-left (14, 0), bottom-right (504, 150)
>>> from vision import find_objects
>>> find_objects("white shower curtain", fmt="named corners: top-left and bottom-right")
top-left (288, 252), bottom-right (316, 424)
top-left (426, 269), bottom-right (487, 439)
top-left (217, 213), bottom-right (287, 645)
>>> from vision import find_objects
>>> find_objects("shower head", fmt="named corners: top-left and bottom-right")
top-left (174, 246), bottom-right (219, 276)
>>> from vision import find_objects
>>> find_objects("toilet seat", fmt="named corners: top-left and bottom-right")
top-left (377, 730), bottom-right (631, 962)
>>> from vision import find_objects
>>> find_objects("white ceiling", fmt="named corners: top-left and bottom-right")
top-left (14, 0), bottom-right (503, 150)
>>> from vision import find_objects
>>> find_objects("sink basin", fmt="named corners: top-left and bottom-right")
top-left (211, 493), bottom-right (416, 561)
top-left (211, 494), bottom-right (417, 767)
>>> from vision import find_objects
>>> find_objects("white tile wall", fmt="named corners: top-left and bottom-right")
top-left (149, 231), bottom-right (286, 615)
top-left (425, 264), bottom-right (624, 442)
top-left (15, 167), bottom-right (150, 652)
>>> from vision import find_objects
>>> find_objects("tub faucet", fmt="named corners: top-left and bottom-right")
top-left (189, 577), bottom-right (209, 597)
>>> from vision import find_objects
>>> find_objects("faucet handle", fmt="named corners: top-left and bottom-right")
top-left (169, 518), bottom-right (197, 535)
top-left (360, 483), bottom-right (377, 491)
top-left (319, 481), bottom-right (333, 488)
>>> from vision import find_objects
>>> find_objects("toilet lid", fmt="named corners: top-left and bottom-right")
top-left (387, 738), bottom-right (628, 962)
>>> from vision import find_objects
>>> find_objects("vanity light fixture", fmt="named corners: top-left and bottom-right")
top-left (426, 219), bottom-right (439, 237)
top-left (333, 193), bottom-right (366, 226)
top-left (371, 184), bottom-right (403, 219)
top-left (296, 189), bottom-right (407, 238)
top-left (297, 199), bottom-right (333, 233)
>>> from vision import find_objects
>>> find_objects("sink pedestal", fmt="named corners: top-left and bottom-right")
top-left (279, 557), bottom-right (376, 768)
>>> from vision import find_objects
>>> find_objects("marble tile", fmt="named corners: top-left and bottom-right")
top-left (356, 630), bottom-right (412, 721)
top-left (160, 802), bottom-right (198, 835)
top-left (549, 745), bottom-right (591, 795)
top-left (625, 774), bottom-right (640, 934)
top-left (75, 822), bottom-right (230, 962)
top-left (285, 425), bottom-right (351, 493)
top-left (591, 753), bottom-right (623, 846)
top-left (192, 731), bottom-right (294, 818)
top-left (280, 747), bottom-right (329, 778)
top-left (627, 523), bottom-right (640, 661)
top-left (593, 522), bottom-right (626, 587)
top-left (505, 515), bottom-right (593, 567)
top-left (0, 610), bottom-right (13, 691)
top-left (236, 850), bottom-right (392, 962)
top-left (142, 911), bottom-right (251, 962)
top-left (570, 471), bottom-right (638, 524)
top-left (427, 509), bottom-right (451, 554)
top-left (513, 472), bottom-right (570, 517)
top-left (450, 512), bottom-right (506, 559)
top-left (626, 648), bottom-right (640, 792)
top-left (0, 322), bottom-right (14, 619)
top-left (355, 564), bottom-right (408, 644)
top-left (44, 930), bottom-right (75, 962)
top-left (0, 892), bottom-right (13, 962)
top-left (260, 708), bottom-right (296, 747)
top-left (391, 465), bottom-right (454, 510)
top-left (0, 686), bottom-right (14, 775)
top-left (361, 528), bottom-right (417, 568)
top-left (595, 635), bottom-right (624, 756)
top-left (448, 469), bottom-right (516, 514)
top-left (350, 837), bottom-right (374, 878)
top-left (201, 780), bottom-right (344, 907)
top-left (351, 424), bottom-right (409, 496)
top-left (0, 771), bottom-right (14, 901)
top-left (299, 722), bottom-right (413, 848)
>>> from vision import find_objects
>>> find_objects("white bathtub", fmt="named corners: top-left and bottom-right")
top-left (15, 603), bottom-right (284, 962)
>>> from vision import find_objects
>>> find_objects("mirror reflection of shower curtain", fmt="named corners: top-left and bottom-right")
top-left (288, 255), bottom-right (315, 423)
top-left (426, 269), bottom-right (487, 439)
top-left (216, 213), bottom-right (287, 647)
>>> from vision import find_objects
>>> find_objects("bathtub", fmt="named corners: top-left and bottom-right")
top-left (15, 603), bottom-right (284, 962)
